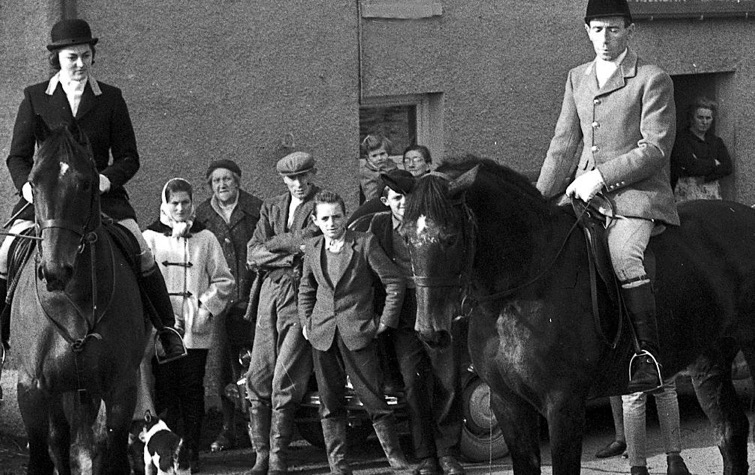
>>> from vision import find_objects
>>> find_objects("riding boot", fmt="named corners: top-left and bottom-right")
top-left (667, 454), bottom-right (691, 475)
top-left (623, 283), bottom-right (662, 393)
top-left (321, 417), bottom-right (352, 475)
top-left (140, 265), bottom-right (187, 364)
top-left (373, 416), bottom-right (411, 473)
top-left (269, 409), bottom-right (295, 474)
top-left (249, 403), bottom-right (271, 475)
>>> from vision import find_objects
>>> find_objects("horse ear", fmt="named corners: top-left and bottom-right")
top-left (448, 165), bottom-right (480, 196)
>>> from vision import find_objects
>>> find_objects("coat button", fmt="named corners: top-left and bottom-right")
top-left (594, 99), bottom-right (601, 105)
top-left (591, 145), bottom-right (599, 152)
top-left (592, 121), bottom-right (599, 128)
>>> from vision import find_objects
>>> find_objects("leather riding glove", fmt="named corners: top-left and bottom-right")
top-left (566, 169), bottom-right (605, 202)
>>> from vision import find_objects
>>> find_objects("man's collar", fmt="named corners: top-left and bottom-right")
top-left (594, 48), bottom-right (628, 67)
top-left (46, 71), bottom-right (102, 96)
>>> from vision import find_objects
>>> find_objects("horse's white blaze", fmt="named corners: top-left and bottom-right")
top-left (58, 161), bottom-right (69, 178)
top-left (413, 215), bottom-right (440, 245)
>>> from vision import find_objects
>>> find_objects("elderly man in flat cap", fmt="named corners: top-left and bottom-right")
top-left (245, 152), bottom-right (321, 474)
top-left (195, 159), bottom-right (262, 452)
top-left (369, 170), bottom-right (466, 475)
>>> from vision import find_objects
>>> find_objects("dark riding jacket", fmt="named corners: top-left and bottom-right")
top-left (7, 77), bottom-right (139, 221)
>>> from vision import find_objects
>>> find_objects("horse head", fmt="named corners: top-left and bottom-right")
top-left (29, 125), bottom-right (100, 291)
top-left (402, 164), bottom-right (479, 348)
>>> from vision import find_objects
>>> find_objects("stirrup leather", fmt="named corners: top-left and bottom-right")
top-left (628, 349), bottom-right (662, 383)
top-left (154, 327), bottom-right (187, 364)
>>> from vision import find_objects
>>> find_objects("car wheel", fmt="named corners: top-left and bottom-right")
top-left (295, 406), bottom-right (373, 449)
top-left (459, 376), bottom-right (509, 462)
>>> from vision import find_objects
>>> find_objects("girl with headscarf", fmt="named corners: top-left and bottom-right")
top-left (142, 178), bottom-right (234, 471)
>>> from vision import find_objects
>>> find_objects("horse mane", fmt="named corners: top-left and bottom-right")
top-left (405, 154), bottom-right (553, 225)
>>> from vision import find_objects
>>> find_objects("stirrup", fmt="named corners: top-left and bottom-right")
top-left (154, 327), bottom-right (187, 364)
top-left (628, 349), bottom-right (663, 393)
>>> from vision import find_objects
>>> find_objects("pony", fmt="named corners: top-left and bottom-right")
top-left (400, 155), bottom-right (755, 475)
top-left (11, 126), bottom-right (147, 474)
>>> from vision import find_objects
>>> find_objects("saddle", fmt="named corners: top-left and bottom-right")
top-left (571, 195), bottom-right (657, 350)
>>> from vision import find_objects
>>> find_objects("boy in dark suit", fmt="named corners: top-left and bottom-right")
top-left (299, 190), bottom-right (410, 475)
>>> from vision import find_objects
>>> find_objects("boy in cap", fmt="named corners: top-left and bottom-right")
top-left (245, 151), bottom-right (321, 474)
top-left (369, 170), bottom-right (465, 475)
top-left (195, 159), bottom-right (262, 452)
top-left (536, 0), bottom-right (677, 397)
top-left (299, 190), bottom-right (409, 475)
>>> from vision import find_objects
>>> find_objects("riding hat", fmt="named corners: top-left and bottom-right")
top-left (381, 169), bottom-right (416, 195)
top-left (584, 0), bottom-right (632, 24)
top-left (206, 159), bottom-right (242, 178)
top-left (277, 152), bottom-right (316, 176)
top-left (47, 19), bottom-right (99, 51)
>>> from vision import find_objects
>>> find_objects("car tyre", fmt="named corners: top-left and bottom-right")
top-left (459, 376), bottom-right (509, 462)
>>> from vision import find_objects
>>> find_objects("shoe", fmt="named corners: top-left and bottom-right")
top-left (630, 467), bottom-right (649, 475)
top-left (595, 440), bottom-right (626, 458)
top-left (667, 454), bottom-right (691, 475)
top-left (210, 427), bottom-right (235, 452)
top-left (628, 352), bottom-right (662, 394)
top-left (331, 460), bottom-right (353, 475)
top-left (414, 457), bottom-right (440, 475)
top-left (155, 327), bottom-right (187, 364)
top-left (438, 456), bottom-right (465, 475)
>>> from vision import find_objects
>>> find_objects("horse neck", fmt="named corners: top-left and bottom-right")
top-left (468, 188), bottom-right (573, 294)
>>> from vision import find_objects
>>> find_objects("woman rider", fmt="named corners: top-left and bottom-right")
top-left (0, 19), bottom-right (185, 385)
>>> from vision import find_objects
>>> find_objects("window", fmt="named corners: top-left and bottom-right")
top-left (359, 93), bottom-right (444, 166)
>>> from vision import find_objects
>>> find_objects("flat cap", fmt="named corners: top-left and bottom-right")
top-left (277, 151), bottom-right (316, 176)
top-left (206, 159), bottom-right (242, 178)
top-left (381, 169), bottom-right (416, 195)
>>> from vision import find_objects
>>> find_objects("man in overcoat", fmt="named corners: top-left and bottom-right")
top-left (536, 0), bottom-right (678, 393)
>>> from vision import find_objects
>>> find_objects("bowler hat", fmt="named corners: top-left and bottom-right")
top-left (381, 169), bottom-right (416, 195)
top-left (277, 152), bottom-right (316, 176)
top-left (585, 0), bottom-right (632, 23)
top-left (47, 19), bottom-right (99, 51)
top-left (206, 159), bottom-right (242, 178)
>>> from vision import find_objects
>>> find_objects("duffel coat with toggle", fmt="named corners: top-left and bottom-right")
top-left (537, 48), bottom-right (679, 226)
top-left (143, 220), bottom-right (234, 349)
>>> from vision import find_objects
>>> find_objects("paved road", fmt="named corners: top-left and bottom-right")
top-left (2, 375), bottom-right (754, 474)
top-left (197, 382), bottom-right (755, 474)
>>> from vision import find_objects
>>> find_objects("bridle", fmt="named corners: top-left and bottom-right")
top-left (408, 196), bottom-right (478, 290)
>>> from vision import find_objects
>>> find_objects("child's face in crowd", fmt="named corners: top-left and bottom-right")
top-left (167, 191), bottom-right (192, 222)
top-left (381, 188), bottom-right (406, 222)
top-left (367, 146), bottom-right (391, 170)
top-left (313, 202), bottom-right (346, 241)
top-left (283, 171), bottom-right (314, 200)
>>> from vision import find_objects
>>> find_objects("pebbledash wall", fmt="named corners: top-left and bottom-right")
top-left (2, 1), bottom-right (755, 217)
top-left (0, 0), bottom-right (754, 418)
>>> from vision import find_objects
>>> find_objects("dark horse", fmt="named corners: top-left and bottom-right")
top-left (11, 126), bottom-right (146, 474)
top-left (401, 155), bottom-right (755, 475)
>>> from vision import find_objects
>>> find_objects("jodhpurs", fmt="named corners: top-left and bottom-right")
top-left (605, 216), bottom-right (654, 286)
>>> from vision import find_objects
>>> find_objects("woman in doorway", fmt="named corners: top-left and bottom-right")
top-left (671, 96), bottom-right (733, 202)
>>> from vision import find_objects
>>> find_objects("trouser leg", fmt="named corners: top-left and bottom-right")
top-left (321, 417), bottom-right (352, 474)
top-left (622, 391), bottom-right (648, 468)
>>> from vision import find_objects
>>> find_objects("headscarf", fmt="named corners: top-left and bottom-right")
top-left (159, 178), bottom-right (196, 238)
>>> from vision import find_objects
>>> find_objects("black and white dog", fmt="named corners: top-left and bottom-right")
top-left (138, 410), bottom-right (191, 475)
